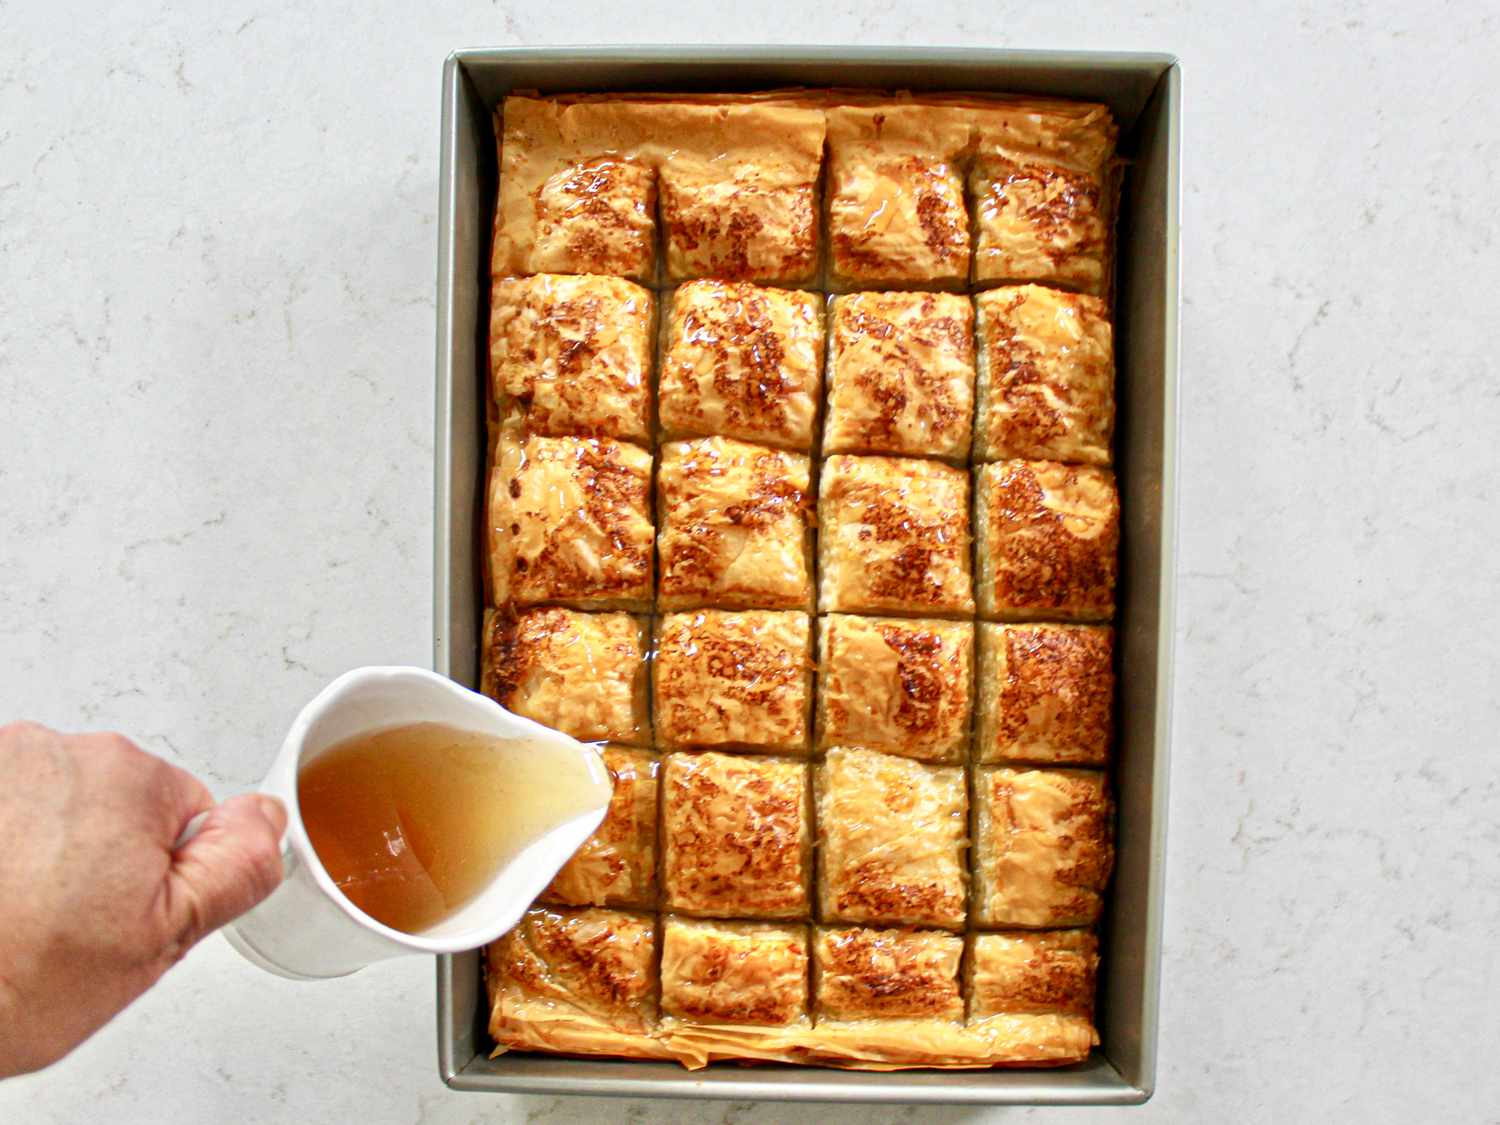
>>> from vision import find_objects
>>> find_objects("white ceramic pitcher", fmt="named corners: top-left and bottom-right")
top-left (206, 666), bottom-right (611, 979)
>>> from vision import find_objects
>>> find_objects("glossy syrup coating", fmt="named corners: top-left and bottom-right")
top-left (976, 623), bottom-right (1113, 766)
top-left (968, 99), bottom-right (1118, 295)
top-left (652, 609), bottom-right (813, 754)
top-left (825, 104), bottom-right (974, 288)
top-left (660, 917), bottom-right (810, 1026)
top-left (816, 614), bottom-right (974, 763)
top-left (656, 102), bottom-right (825, 285)
top-left (815, 746), bottom-right (968, 930)
top-left (541, 746), bottom-right (660, 909)
top-left (967, 930), bottom-right (1099, 1019)
top-left (489, 432), bottom-right (655, 612)
top-left (486, 907), bottom-right (668, 1059)
top-left (812, 926), bottom-right (965, 1021)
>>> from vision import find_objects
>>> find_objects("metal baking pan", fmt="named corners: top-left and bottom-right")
top-left (433, 45), bottom-right (1179, 1106)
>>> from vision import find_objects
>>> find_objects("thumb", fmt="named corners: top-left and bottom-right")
top-left (166, 794), bottom-right (287, 950)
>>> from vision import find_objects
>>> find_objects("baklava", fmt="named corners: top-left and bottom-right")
top-left (816, 614), bottom-right (974, 763)
top-left (976, 623), bottom-right (1113, 766)
top-left (826, 104), bottom-right (973, 289)
top-left (658, 280), bottom-right (825, 451)
top-left (972, 767), bottom-right (1113, 928)
top-left (483, 88), bottom-right (1124, 1073)
top-left (816, 745), bottom-right (968, 930)
top-left (823, 291), bottom-right (977, 461)
top-left (489, 431), bottom-right (654, 612)
top-left (652, 610), bottom-right (813, 754)
top-left (818, 455), bottom-right (975, 617)
top-left (490, 273), bottom-right (655, 444)
top-left (480, 607), bottom-right (651, 746)
top-left (974, 459), bottom-right (1119, 622)
top-left (661, 751), bottom-right (812, 919)
top-left (656, 437), bottom-right (813, 611)
top-left (969, 98), bottom-right (1118, 295)
top-left (974, 285), bottom-right (1113, 465)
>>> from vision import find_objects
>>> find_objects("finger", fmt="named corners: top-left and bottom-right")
top-left (162, 795), bottom-right (287, 955)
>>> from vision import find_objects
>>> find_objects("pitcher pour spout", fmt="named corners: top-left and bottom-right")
top-left (219, 666), bottom-right (612, 980)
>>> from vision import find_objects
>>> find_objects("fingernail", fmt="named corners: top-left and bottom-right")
top-left (254, 794), bottom-right (288, 834)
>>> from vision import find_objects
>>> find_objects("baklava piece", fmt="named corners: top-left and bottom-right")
top-left (816, 746), bottom-right (967, 930)
top-left (660, 917), bottom-right (810, 1027)
top-left (493, 98), bottom-right (658, 282)
top-left (976, 623), bottom-right (1113, 766)
top-left (973, 459), bottom-right (1118, 622)
top-left (817, 455), bottom-right (975, 618)
top-left (972, 767), bottom-right (1113, 928)
top-left (540, 746), bottom-right (659, 909)
top-left (816, 615), bottom-right (973, 763)
top-left (480, 607), bottom-right (651, 746)
top-left (656, 437), bottom-right (813, 611)
top-left (657, 102), bottom-right (825, 285)
top-left (653, 610), bottom-right (813, 754)
top-left (973, 285), bottom-right (1114, 465)
top-left (826, 104), bottom-right (973, 289)
top-left (489, 432), bottom-right (654, 612)
top-left (658, 280), bottom-right (824, 452)
top-left (970, 99), bottom-right (1118, 295)
top-left (661, 751), bottom-right (811, 919)
top-left (822, 291), bottom-right (977, 461)
top-left (967, 930), bottom-right (1099, 1019)
top-left (486, 906), bottom-right (669, 1059)
top-left (489, 274), bottom-right (655, 444)
top-left (812, 926), bottom-right (964, 1021)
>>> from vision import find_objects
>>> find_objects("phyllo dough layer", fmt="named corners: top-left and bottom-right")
top-left (657, 102), bottom-right (826, 285)
top-left (489, 432), bottom-right (654, 612)
top-left (818, 454), bottom-right (975, 618)
top-left (826, 104), bottom-right (973, 288)
top-left (967, 930), bottom-right (1099, 1019)
top-left (541, 746), bottom-right (659, 909)
top-left (974, 285), bottom-right (1113, 465)
top-left (660, 917), bottom-right (810, 1026)
top-left (813, 926), bottom-right (964, 1021)
top-left (659, 280), bottom-right (825, 452)
top-left (969, 98), bottom-right (1118, 295)
top-left (490, 273), bottom-right (655, 444)
top-left (486, 907), bottom-right (668, 1059)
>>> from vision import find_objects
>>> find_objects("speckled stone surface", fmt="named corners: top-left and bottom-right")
top-left (3, 3), bottom-right (1498, 1122)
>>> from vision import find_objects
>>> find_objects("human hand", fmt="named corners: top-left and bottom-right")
top-left (0, 721), bottom-right (286, 1077)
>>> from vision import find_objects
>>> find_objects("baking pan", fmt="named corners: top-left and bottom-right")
top-left (433, 45), bottom-right (1179, 1105)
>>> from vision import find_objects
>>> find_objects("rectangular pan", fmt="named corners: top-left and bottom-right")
top-left (434, 45), bottom-right (1179, 1105)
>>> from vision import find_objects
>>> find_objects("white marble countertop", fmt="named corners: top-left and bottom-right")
top-left (3, 3), bottom-right (1497, 1122)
